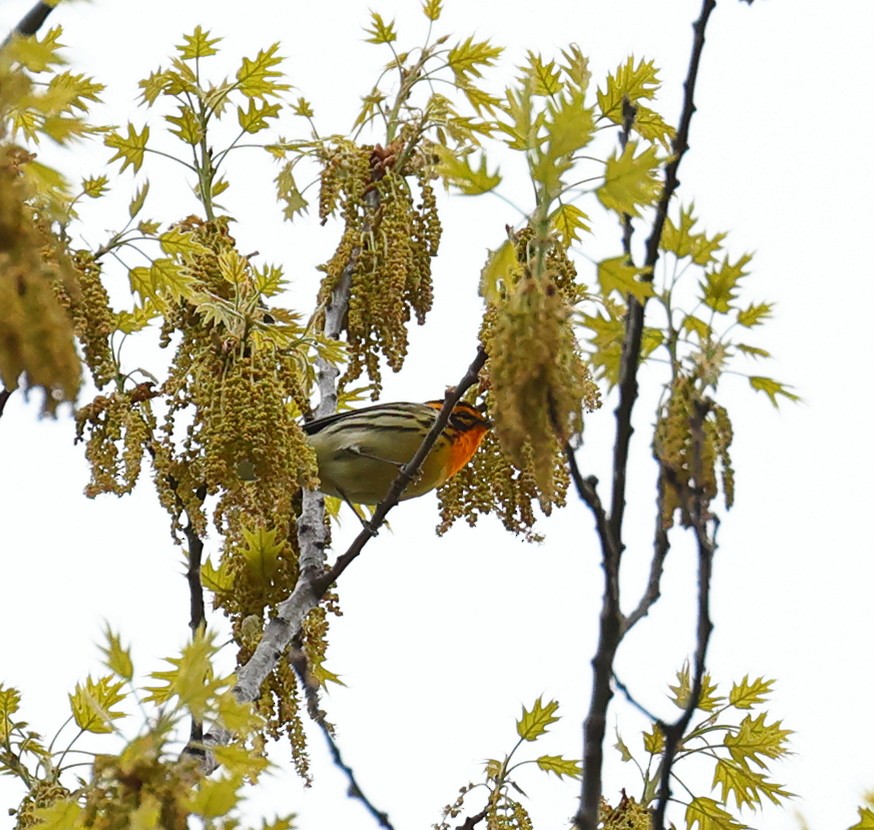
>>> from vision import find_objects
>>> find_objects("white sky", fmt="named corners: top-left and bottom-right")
top-left (2, 1), bottom-right (873, 829)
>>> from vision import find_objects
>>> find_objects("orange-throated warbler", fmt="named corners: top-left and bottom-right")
top-left (302, 400), bottom-right (490, 505)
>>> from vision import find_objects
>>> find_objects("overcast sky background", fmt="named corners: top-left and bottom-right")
top-left (2, 1), bottom-right (872, 829)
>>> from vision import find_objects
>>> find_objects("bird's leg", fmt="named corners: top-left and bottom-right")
top-left (338, 488), bottom-right (378, 537)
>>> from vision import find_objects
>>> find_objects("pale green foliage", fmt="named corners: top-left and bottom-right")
top-left (615, 668), bottom-right (793, 829)
top-left (105, 25), bottom-right (288, 219)
top-left (436, 698), bottom-right (580, 830)
top-left (850, 796), bottom-right (874, 830)
top-left (2, 630), bottom-right (281, 830)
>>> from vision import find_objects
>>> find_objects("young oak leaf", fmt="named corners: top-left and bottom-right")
top-left (516, 697), bottom-right (560, 741)
top-left (729, 675), bottom-right (774, 710)
top-left (597, 140), bottom-right (661, 217)
top-left (105, 123), bottom-right (150, 173)
top-left (749, 376), bottom-right (800, 408)
top-left (176, 26), bottom-right (221, 61)
top-left (100, 627), bottom-right (134, 681)
top-left (69, 675), bottom-right (127, 734)
top-left (536, 754), bottom-right (582, 779)
top-left (685, 796), bottom-right (746, 830)
top-left (724, 712), bottom-right (792, 768)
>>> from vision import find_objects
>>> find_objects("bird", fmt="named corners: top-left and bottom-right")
top-left (302, 400), bottom-right (490, 505)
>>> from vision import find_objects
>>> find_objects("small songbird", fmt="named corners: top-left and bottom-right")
top-left (302, 400), bottom-right (490, 505)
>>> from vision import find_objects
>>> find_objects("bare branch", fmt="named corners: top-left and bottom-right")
top-left (2, 1), bottom-right (55, 49)
top-left (623, 490), bottom-right (671, 631)
top-left (575, 2), bottom-right (719, 827)
top-left (455, 807), bottom-right (488, 830)
top-left (290, 641), bottom-right (396, 830)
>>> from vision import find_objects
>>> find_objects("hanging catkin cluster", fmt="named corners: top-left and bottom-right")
top-left (437, 228), bottom-right (600, 537)
top-left (316, 138), bottom-right (440, 396)
top-left (653, 372), bottom-right (735, 528)
top-left (0, 144), bottom-right (82, 413)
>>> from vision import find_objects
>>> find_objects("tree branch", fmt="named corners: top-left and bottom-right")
top-left (575, 2), bottom-right (719, 826)
top-left (1, 1), bottom-right (56, 50)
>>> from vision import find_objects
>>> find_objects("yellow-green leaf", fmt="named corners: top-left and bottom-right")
top-left (724, 712), bottom-right (792, 767)
top-left (434, 146), bottom-right (500, 194)
top-left (661, 204), bottom-right (725, 265)
top-left (479, 239), bottom-right (520, 302)
top-left (151, 258), bottom-right (195, 302)
top-left (235, 43), bottom-right (288, 99)
top-left (115, 303), bottom-right (159, 334)
top-left (597, 140), bottom-right (661, 217)
top-left (749, 376), bottom-right (800, 407)
top-left (448, 37), bottom-right (502, 81)
top-left (633, 104), bottom-right (675, 149)
top-left (212, 742), bottom-right (270, 778)
top-left (422, 0), bottom-right (442, 20)
top-left (614, 731), bottom-right (632, 762)
top-left (700, 254), bottom-right (752, 314)
top-left (536, 754), bottom-right (582, 779)
top-left (735, 343), bottom-right (770, 359)
top-left (364, 11), bottom-right (397, 44)
top-left (166, 104), bottom-right (203, 145)
top-left (6, 26), bottom-right (65, 73)
top-left (712, 757), bottom-right (792, 809)
top-left (642, 726), bottom-right (664, 755)
top-left (128, 180), bottom-right (150, 219)
top-left (597, 56), bottom-right (660, 123)
top-left (100, 627), bottom-right (134, 681)
top-left (201, 556), bottom-right (236, 592)
top-left (736, 302), bottom-right (773, 328)
top-left (0, 684), bottom-right (22, 735)
top-left (238, 99), bottom-right (281, 133)
top-left (241, 525), bottom-right (284, 583)
top-left (105, 123), bottom-right (150, 173)
top-left (69, 675), bottom-right (127, 733)
top-left (188, 775), bottom-right (243, 818)
top-left (30, 798), bottom-right (84, 830)
top-left (516, 697), bottom-right (560, 741)
top-left (729, 675), bottom-right (774, 710)
top-left (143, 631), bottom-right (225, 717)
top-left (598, 255), bottom-right (653, 302)
top-left (685, 796), bottom-right (745, 830)
top-left (159, 226), bottom-right (210, 258)
top-left (549, 202), bottom-right (590, 246)
top-left (850, 807), bottom-right (874, 830)
top-left (82, 175), bottom-right (109, 198)
top-left (177, 26), bottom-right (221, 61)
top-left (525, 51), bottom-right (561, 96)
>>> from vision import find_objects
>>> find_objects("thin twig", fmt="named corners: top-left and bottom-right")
top-left (0, 388), bottom-right (13, 419)
top-left (456, 807), bottom-right (489, 830)
top-left (290, 641), bottom-right (395, 830)
top-left (611, 672), bottom-right (659, 724)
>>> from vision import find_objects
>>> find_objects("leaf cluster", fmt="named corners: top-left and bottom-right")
top-left (615, 668), bottom-right (793, 829)
top-left (0, 27), bottom-right (106, 414)
top-left (435, 697), bottom-right (581, 830)
top-left (2, 630), bottom-right (285, 830)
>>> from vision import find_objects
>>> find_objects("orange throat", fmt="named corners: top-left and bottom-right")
top-left (446, 425), bottom-right (489, 478)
